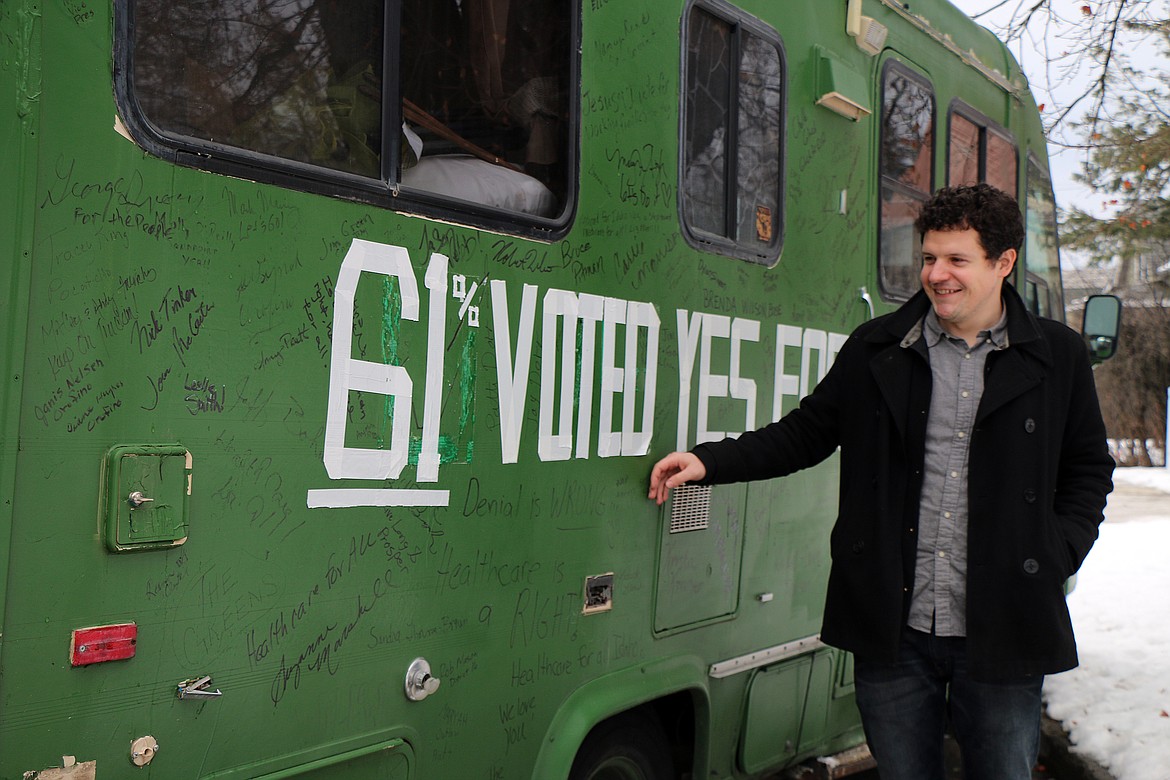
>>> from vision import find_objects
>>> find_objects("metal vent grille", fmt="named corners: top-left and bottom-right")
top-left (669, 485), bottom-right (711, 533)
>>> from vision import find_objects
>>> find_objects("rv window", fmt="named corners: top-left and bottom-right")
top-left (947, 105), bottom-right (1017, 196)
top-left (985, 131), bottom-right (1017, 195)
top-left (1025, 274), bottom-right (1053, 318)
top-left (129, 0), bottom-right (572, 221)
top-left (1025, 156), bottom-right (1065, 320)
top-left (681, 3), bottom-right (784, 263)
top-left (948, 113), bottom-right (980, 187)
top-left (879, 63), bottom-right (934, 300)
top-left (132, 1), bottom-right (386, 177)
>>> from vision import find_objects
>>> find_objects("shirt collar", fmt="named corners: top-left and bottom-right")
top-left (902, 307), bottom-right (1011, 350)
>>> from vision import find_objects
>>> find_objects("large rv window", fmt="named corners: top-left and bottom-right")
top-left (127, 0), bottom-right (572, 223)
top-left (1025, 156), bottom-right (1065, 319)
top-left (879, 63), bottom-right (934, 300)
top-left (681, 4), bottom-right (784, 263)
top-left (947, 105), bottom-right (1017, 195)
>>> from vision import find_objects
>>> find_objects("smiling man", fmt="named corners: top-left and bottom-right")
top-left (648, 184), bottom-right (1114, 780)
top-left (921, 224), bottom-right (1014, 344)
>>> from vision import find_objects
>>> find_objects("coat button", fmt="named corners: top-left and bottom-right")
top-left (1023, 488), bottom-right (1037, 503)
top-left (1023, 558), bottom-right (1040, 575)
top-left (852, 541), bottom-right (866, 554)
top-left (1024, 418), bottom-right (1036, 433)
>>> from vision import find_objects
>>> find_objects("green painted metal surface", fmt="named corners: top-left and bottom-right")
top-left (0, 0), bottom-right (1054, 777)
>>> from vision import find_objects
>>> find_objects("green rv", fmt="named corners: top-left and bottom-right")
top-left (0, 0), bottom-right (1075, 777)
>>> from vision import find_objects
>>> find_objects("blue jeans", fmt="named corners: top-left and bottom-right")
top-left (854, 629), bottom-right (1043, 780)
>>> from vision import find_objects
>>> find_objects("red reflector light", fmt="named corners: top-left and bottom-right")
top-left (71, 623), bottom-right (138, 666)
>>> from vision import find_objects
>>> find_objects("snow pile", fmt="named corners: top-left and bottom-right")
top-left (1043, 467), bottom-right (1170, 780)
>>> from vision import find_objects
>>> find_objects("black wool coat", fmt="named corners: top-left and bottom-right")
top-left (694, 285), bottom-right (1114, 681)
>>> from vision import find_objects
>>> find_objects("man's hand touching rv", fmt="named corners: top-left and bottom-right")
top-left (647, 452), bottom-right (707, 505)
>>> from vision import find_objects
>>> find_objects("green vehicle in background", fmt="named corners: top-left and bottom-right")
top-left (0, 0), bottom-right (1074, 777)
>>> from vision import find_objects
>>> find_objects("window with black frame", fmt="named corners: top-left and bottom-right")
top-left (878, 62), bottom-right (934, 300)
top-left (948, 106), bottom-right (1017, 196)
top-left (680, 3), bottom-right (784, 263)
top-left (1025, 155), bottom-right (1065, 319)
top-left (127, 0), bottom-right (572, 222)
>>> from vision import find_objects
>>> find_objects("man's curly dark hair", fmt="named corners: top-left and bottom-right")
top-left (914, 183), bottom-right (1024, 260)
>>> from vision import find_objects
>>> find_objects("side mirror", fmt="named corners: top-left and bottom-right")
top-left (1081, 294), bottom-right (1122, 363)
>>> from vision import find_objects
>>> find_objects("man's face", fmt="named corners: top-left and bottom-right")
top-left (920, 228), bottom-right (1015, 342)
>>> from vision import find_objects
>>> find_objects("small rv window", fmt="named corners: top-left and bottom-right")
top-left (986, 131), bottom-right (1017, 195)
top-left (948, 113), bottom-right (980, 187)
top-left (1025, 274), bottom-right (1053, 318)
top-left (947, 104), bottom-right (1017, 196)
top-left (680, 3), bottom-right (784, 264)
top-left (1025, 156), bottom-right (1065, 320)
top-left (879, 62), bottom-right (934, 300)
top-left (126, 0), bottom-right (574, 226)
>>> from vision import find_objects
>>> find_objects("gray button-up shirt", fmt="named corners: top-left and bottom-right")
top-left (904, 308), bottom-right (1009, 637)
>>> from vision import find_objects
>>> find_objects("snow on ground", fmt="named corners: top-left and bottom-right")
top-left (1043, 467), bottom-right (1170, 780)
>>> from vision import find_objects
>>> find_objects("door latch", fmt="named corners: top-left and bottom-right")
top-left (404, 658), bottom-right (441, 701)
top-left (177, 675), bottom-right (222, 700)
top-left (128, 491), bottom-right (155, 508)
